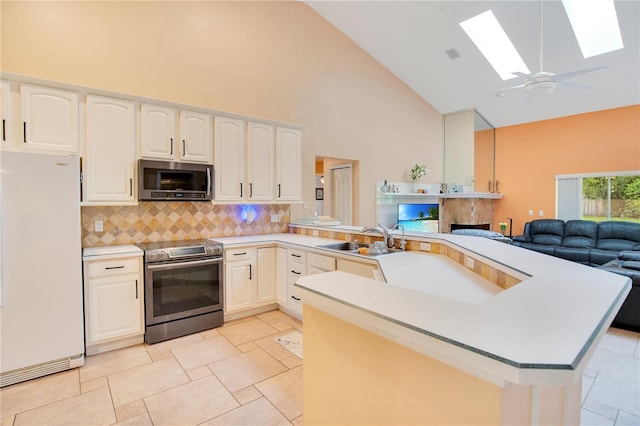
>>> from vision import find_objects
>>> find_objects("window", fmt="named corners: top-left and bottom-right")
top-left (557, 172), bottom-right (640, 223)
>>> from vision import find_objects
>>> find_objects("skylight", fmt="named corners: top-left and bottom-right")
top-left (562, 0), bottom-right (623, 58)
top-left (460, 10), bottom-right (530, 81)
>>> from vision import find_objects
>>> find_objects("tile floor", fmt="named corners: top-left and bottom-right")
top-left (0, 310), bottom-right (638, 426)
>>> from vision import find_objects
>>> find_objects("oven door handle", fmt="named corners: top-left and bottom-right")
top-left (146, 257), bottom-right (222, 271)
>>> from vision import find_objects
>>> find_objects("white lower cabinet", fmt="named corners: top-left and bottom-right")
top-left (83, 252), bottom-right (144, 355)
top-left (286, 248), bottom-right (307, 318)
top-left (224, 246), bottom-right (277, 318)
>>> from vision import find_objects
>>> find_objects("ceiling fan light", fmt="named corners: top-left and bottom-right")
top-left (525, 80), bottom-right (557, 96)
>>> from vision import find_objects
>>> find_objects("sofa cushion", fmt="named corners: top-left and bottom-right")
top-left (622, 261), bottom-right (640, 271)
top-left (619, 251), bottom-right (640, 262)
top-left (528, 219), bottom-right (565, 246)
top-left (561, 220), bottom-right (598, 248)
top-left (596, 221), bottom-right (640, 251)
top-left (555, 246), bottom-right (590, 264)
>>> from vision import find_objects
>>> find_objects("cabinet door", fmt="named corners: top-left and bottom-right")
top-left (246, 122), bottom-right (275, 201)
top-left (21, 84), bottom-right (79, 153)
top-left (87, 274), bottom-right (142, 343)
top-left (225, 261), bottom-right (253, 313)
top-left (180, 110), bottom-right (212, 163)
top-left (1, 80), bottom-right (10, 148)
top-left (140, 104), bottom-right (176, 160)
top-left (85, 95), bottom-right (136, 203)
top-left (257, 247), bottom-right (276, 304)
top-left (214, 116), bottom-right (245, 201)
top-left (275, 127), bottom-right (301, 201)
top-left (276, 247), bottom-right (288, 306)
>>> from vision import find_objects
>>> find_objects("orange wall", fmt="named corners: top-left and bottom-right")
top-left (495, 105), bottom-right (640, 235)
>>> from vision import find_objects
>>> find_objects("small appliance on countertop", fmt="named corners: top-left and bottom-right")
top-left (136, 239), bottom-right (224, 344)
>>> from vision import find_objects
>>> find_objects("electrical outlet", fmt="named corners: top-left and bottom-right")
top-left (270, 214), bottom-right (280, 223)
top-left (95, 220), bottom-right (103, 232)
top-left (465, 257), bottom-right (475, 269)
top-left (528, 210), bottom-right (534, 216)
top-left (303, 201), bottom-right (308, 209)
top-left (539, 210), bottom-right (544, 216)
top-left (419, 242), bottom-right (431, 251)
top-left (312, 230), bottom-right (319, 236)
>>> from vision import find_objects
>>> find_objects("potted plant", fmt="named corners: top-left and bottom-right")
top-left (409, 163), bottom-right (430, 192)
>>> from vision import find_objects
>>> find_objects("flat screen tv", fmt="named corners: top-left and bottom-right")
top-left (397, 203), bottom-right (439, 232)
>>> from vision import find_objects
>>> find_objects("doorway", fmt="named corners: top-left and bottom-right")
top-left (330, 165), bottom-right (353, 226)
top-left (315, 156), bottom-right (359, 226)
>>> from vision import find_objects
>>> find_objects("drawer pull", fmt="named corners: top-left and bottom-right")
top-left (105, 265), bottom-right (125, 270)
top-left (291, 254), bottom-right (301, 258)
top-left (290, 270), bottom-right (301, 275)
top-left (233, 252), bottom-right (247, 256)
top-left (291, 295), bottom-right (301, 301)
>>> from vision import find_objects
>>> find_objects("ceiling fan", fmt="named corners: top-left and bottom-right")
top-left (490, 0), bottom-right (607, 96)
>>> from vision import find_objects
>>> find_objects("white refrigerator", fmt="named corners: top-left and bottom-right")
top-left (0, 151), bottom-right (84, 387)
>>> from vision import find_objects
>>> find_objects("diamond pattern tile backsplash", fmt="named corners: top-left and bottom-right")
top-left (81, 202), bottom-right (290, 247)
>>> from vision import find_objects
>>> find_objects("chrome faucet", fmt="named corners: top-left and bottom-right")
top-left (392, 224), bottom-right (406, 250)
top-left (362, 225), bottom-right (389, 248)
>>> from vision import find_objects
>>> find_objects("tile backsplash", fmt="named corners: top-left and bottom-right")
top-left (81, 202), bottom-right (290, 247)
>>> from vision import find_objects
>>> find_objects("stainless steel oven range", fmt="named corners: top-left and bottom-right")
top-left (137, 239), bottom-right (224, 344)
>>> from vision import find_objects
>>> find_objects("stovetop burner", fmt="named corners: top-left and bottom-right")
top-left (136, 239), bottom-right (223, 263)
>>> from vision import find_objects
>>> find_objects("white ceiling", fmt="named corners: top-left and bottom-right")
top-left (305, 0), bottom-right (640, 128)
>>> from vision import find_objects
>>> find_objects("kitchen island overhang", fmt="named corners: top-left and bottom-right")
top-left (294, 242), bottom-right (630, 425)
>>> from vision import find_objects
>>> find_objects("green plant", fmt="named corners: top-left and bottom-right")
top-left (409, 163), bottom-right (430, 182)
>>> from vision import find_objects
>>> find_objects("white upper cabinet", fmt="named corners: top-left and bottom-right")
top-left (140, 104), bottom-right (212, 164)
top-left (214, 116), bottom-right (245, 201)
top-left (21, 84), bottom-right (79, 153)
top-left (140, 104), bottom-right (176, 160)
top-left (215, 117), bottom-right (301, 203)
top-left (1, 80), bottom-right (10, 149)
top-left (246, 122), bottom-right (275, 201)
top-left (275, 127), bottom-right (302, 201)
top-left (180, 110), bottom-right (212, 163)
top-left (84, 95), bottom-right (136, 204)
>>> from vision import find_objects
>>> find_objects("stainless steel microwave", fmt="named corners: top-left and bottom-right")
top-left (138, 160), bottom-right (213, 201)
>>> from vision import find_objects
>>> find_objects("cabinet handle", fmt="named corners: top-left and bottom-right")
top-left (2, 119), bottom-right (5, 141)
top-left (249, 264), bottom-right (252, 280)
top-left (170, 138), bottom-right (174, 155)
top-left (291, 295), bottom-right (301, 301)
top-left (233, 252), bottom-right (247, 256)
top-left (291, 270), bottom-right (301, 275)
top-left (249, 183), bottom-right (253, 198)
top-left (277, 184), bottom-right (281, 198)
top-left (105, 265), bottom-right (125, 270)
top-left (240, 182), bottom-right (243, 198)
top-left (23, 122), bottom-right (27, 143)
top-left (130, 178), bottom-right (133, 196)
top-left (291, 254), bottom-right (301, 258)
top-left (182, 139), bottom-right (186, 156)
top-left (135, 279), bottom-right (139, 299)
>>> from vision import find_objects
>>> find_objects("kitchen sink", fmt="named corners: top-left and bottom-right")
top-left (318, 242), bottom-right (401, 256)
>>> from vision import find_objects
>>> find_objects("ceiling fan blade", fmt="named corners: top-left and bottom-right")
top-left (512, 72), bottom-right (531, 79)
top-left (481, 84), bottom-right (526, 95)
top-left (558, 80), bottom-right (596, 90)
top-left (554, 66), bottom-right (608, 81)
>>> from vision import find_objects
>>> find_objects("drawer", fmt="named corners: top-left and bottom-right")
top-left (87, 257), bottom-right (140, 278)
top-left (225, 248), bottom-right (256, 262)
top-left (288, 266), bottom-right (305, 285)
top-left (307, 253), bottom-right (336, 272)
top-left (288, 249), bottom-right (307, 263)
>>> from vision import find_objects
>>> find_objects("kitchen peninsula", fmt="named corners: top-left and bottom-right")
top-left (285, 224), bottom-right (629, 426)
top-left (214, 225), bottom-right (629, 424)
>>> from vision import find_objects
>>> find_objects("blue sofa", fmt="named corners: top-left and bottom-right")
top-left (513, 219), bottom-right (640, 331)
top-left (513, 219), bottom-right (640, 266)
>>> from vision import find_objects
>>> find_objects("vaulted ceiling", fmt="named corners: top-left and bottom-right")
top-left (305, 1), bottom-right (640, 128)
